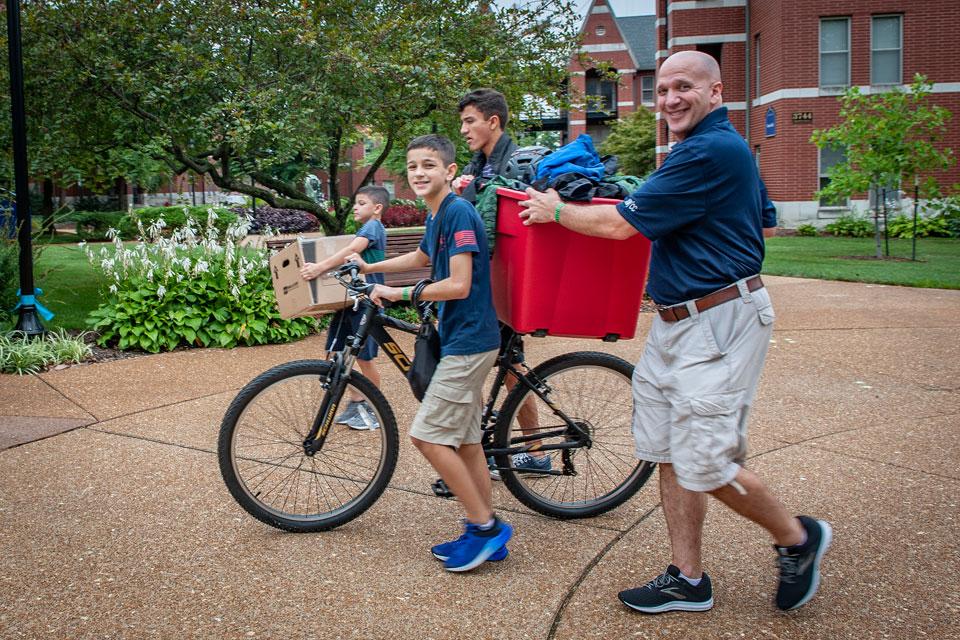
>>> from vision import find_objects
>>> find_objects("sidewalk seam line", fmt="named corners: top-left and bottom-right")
top-left (92, 389), bottom-right (238, 426)
top-left (80, 428), bottom-right (632, 533)
top-left (749, 436), bottom-right (960, 482)
top-left (547, 505), bottom-right (661, 640)
top-left (34, 376), bottom-right (99, 421)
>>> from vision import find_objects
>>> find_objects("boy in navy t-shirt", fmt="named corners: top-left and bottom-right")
top-left (300, 185), bottom-right (388, 430)
top-left (347, 134), bottom-right (509, 573)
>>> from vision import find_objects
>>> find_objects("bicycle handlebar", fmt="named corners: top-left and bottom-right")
top-left (330, 262), bottom-right (375, 297)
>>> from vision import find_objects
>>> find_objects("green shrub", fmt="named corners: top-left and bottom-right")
top-left (1, 217), bottom-right (49, 326)
top-left (924, 195), bottom-right (960, 238)
top-left (824, 214), bottom-right (873, 237)
top-left (67, 211), bottom-right (127, 241)
top-left (118, 205), bottom-right (239, 239)
top-left (384, 303), bottom-right (420, 324)
top-left (84, 212), bottom-right (316, 353)
top-left (0, 329), bottom-right (92, 375)
top-left (885, 214), bottom-right (951, 239)
top-left (796, 224), bottom-right (819, 237)
top-left (0, 243), bottom-right (18, 326)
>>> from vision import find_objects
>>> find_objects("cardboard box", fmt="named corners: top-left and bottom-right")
top-left (269, 235), bottom-right (360, 318)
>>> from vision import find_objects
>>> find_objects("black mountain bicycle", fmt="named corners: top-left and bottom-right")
top-left (218, 263), bottom-right (655, 532)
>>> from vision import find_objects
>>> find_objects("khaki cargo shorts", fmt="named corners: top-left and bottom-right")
top-left (632, 282), bottom-right (775, 492)
top-left (410, 349), bottom-right (498, 448)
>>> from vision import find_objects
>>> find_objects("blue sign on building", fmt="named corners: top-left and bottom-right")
top-left (765, 107), bottom-right (776, 137)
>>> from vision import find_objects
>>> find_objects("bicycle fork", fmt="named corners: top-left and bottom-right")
top-left (302, 353), bottom-right (355, 456)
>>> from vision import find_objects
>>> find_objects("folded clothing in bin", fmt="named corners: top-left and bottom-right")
top-left (490, 188), bottom-right (651, 341)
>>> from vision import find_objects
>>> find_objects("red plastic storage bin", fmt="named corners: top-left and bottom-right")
top-left (491, 187), bottom-right (651, 341)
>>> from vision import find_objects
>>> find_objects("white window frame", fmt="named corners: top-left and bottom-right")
top-left (641, 75), bottom-right (654, 105)
top-left (871, 14), bottom-right (902, 87)
top-left (819, 17), bottom-right (850, 92)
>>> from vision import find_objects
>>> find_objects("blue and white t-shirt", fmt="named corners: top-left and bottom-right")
top-left (419, 193), bottom-right (500, 357)
top-left (357, 218), bottom-right (387, 286)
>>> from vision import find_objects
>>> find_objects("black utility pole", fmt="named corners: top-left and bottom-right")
top-left (7, 0), bottom-right (43, 335)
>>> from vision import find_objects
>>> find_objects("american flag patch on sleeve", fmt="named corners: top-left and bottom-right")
top-left (454, 230), bottom-right (477, 247)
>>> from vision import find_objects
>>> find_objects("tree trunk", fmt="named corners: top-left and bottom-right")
top-left (41, 178), bottom-right (55, 236)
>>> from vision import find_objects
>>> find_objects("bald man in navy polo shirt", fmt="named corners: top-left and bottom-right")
top-left (520, 51), bottom-right (831, 614)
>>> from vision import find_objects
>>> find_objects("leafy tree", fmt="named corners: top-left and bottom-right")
top-left (811, 75), bottom-right (954, 257)
top-left (599, 107), bottom-right (656, 177)
top-left (8, 0), bottom-right (579, 234)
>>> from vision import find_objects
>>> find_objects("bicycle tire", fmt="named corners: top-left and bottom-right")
top-left (494, 351), bottom-right (655, 519)
top-left (218, 359), bottom-right (399, 532)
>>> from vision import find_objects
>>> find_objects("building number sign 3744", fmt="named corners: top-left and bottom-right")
top-left (792, 111), bottom-right (813, 123)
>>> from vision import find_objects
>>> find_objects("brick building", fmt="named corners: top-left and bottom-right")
top-left (563, 0), bottom-right (658, 146)
top-left (653, 0), bottom-right (960, 227)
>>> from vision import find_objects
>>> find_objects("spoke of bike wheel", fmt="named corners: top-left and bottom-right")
top-left (234, 377), bottom-right (386, 517)
top-left (514, 364), bottom-right (635, 505)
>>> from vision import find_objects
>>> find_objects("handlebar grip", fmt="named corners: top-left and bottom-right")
top-left (335, 261), bottom-right (361, 277)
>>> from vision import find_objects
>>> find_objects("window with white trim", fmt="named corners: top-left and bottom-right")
top-left (819, 146), bottom-right (847, 207)
top-left (871, 15), bottom-right (902, 86)
top-left (641, 75), bottom-right (654, 104)
top-left (820, 18), bottom-right (850, 89)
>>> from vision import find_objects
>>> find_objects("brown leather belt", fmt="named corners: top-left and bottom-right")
top-left (657, 276), bottom-right (764, 322)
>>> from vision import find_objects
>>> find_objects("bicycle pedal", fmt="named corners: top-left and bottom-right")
top-left (431, 479), bottom-right (455, 499)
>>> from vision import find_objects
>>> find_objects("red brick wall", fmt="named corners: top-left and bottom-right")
top-left (669, 7), bottom-right (747, 39)
top-left (751, 0), bottom-right (960, 202)
top-left (654, 0), bottom-right (960, 210)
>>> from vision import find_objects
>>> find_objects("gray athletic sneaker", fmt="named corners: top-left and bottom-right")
top-left (345, 401), bottom-right (380, 430)
top-left (334, 400), bottom-right (363, 424)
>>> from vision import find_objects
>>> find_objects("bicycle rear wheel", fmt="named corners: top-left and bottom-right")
top-left (218, 359), bottom-right (399, 532)
top-left (494, 351), bottom-right (655, 519)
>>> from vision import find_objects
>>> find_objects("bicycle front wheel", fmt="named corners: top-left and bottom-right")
top-left (218, 359), bottom-right (399, 532)
top-left (494, 351), bottom-right (655, 519)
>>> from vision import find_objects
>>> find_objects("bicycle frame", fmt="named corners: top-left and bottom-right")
top-left (302, 289), bottom-right (593, 474)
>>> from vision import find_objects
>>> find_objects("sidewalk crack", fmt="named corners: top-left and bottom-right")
top-left (546, 505), bottom-right (661, 640)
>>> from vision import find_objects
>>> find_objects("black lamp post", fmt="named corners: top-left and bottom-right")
top-left (7, 0), bottom-right (44, 335)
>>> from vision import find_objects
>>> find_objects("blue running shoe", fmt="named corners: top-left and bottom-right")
top-left (512, 452), bottom-right (552, 473)
top-left (431, 532), bottom-right (508, 562)
top-left (443, 518), bottom-right (513, 572)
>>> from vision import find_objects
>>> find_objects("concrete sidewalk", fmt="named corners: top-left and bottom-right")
top-left (1, 276), bottom-right (958, 639)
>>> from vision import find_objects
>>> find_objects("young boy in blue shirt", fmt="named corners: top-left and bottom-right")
top-left (347, 134), bottom-right (511, 572)
top-left (300, 185), bottom-right (388, 430)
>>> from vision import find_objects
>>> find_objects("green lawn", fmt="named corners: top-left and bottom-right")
top-left (28, 243), bottom-right (107, 331)
top-left (762, 237), bottom-right (960, 289)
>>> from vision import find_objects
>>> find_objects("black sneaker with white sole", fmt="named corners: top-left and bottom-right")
top-left (774, 515), bottom-right (832, 610)
top-left (618, 565), bottom-right (714, 614)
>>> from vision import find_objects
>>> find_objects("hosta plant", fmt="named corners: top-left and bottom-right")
top-left (83, 210), bottom-right (316, 353)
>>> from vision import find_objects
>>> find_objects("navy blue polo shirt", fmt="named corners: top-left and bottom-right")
top-left (419, 193), bottom-right (500, 357)
top-left (616, 107), bottom-right (770, 306)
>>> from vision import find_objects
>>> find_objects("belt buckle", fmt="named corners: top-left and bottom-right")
top-left (657, 302), bottom-right (684, 322)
